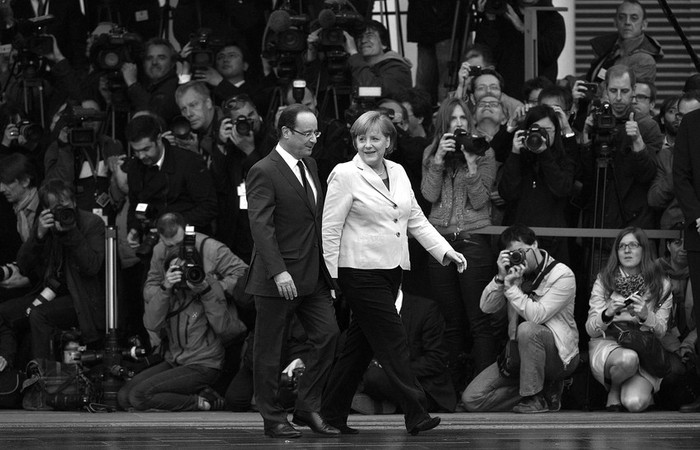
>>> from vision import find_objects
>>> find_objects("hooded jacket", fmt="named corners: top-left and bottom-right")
top-left (587, 32), bottom-right (663, 83)
top-left (347, 50), bottom-right (413, 100)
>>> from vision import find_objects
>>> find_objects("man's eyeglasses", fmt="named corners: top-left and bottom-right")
top-left (290, 128), bottom-right (321, 139)
top-left (477, 101), bottom-right (502, 109)
top-left (618, 241), bottom-right (641, 251)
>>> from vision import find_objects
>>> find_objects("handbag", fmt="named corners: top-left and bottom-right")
top-left (497, 339), bottom-right (520, 378)
top-left (608, 322), bottom-right (671, 378)
top-left (0, 369), bottom-right (26, 409)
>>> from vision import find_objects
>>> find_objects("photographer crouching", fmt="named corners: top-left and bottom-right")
top-left (118, 212), bottom-right (248, 412)
top-left (0, 179), bottom-right (105, 363)
top-left (462, 225), bottom-right (579, 413)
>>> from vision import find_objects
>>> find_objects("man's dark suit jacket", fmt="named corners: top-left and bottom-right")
top-left (674, 108), bottom-right (700, 251)
top-left (244, 147), bottom-right (330, 297)
top-left (402, 293), bottom-right (457, 413)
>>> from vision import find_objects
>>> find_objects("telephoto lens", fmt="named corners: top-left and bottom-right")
top-left (0, 264), bottom-right (13, 282)
top-left (234, 116), bottom-right (252, 136)
top-left (524, 124), bottom-right (548, 152)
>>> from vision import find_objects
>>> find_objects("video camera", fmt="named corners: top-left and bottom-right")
top-left (175, 225), bottom-right (205, 288)
top-left (344, 86), bottom-right (383, 124)
top-left (90, 26), bottom-right (143, 72)
top-left (263, 5), bottom-right (310, 80)
top-left (13, 15), bottom-right (56, 78)
top-left (316, 1), bottom-right (364, 83)
top-left (187, 28), bottom-right (224, 72)
top-left (58, 106), bottom-right (107, 147)
top-left (589, 100), bottom-right (621, 153)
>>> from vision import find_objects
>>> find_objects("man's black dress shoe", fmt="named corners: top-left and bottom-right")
top-left (409, 416), bottom-right (441, 436)
top-left (680, 397), bottom-right (700, 413)
top-left (327, 421), bottom-right (359, 435)
top-left (292, 411), bottom-right (341, 436)
top-left (264, 422), bottom-right (302, 438)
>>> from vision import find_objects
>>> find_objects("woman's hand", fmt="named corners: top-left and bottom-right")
top-left (444, 250), bottom-right (467, 273)
top-left (511, 129), bottom-right (526, 155)
top-left (434, 133), bottom-right (455, 165)
top-left (627, 292), bottom-right (648, 321)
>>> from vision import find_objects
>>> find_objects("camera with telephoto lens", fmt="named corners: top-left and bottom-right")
top-left (51, 205), bottom-right (77, 227)
top-left (170, 115), bottom-right (192, 140)
top-left (524, 123), bottom-right (549, 152)
top-left (452, 128), bottom-right (489, 157)
top-left (134, 203), bottom-right (159, 256)
top-left (10, 120), bottom-right (43, 142)
top-left (506, 249), bottom-right (527, 270)
top-left (233, 116), bottom-right (253, 136)
top-left (175, 225), bottom-right (205, 288)
top-left (187, 28), bottom-right (224, 72)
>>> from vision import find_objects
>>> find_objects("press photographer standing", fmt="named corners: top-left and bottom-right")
top-left (0, 179), bottom-right (105, 362)
top-left (118, 212), bottom-right (248, 412)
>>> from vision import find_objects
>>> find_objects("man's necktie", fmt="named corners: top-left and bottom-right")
top-left (297, 160), bottom-right (316, 208)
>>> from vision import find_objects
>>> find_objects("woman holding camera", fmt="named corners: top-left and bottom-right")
top-left (321, 111), bottom-right (466, 435)
top-left (498, 104), bottom-right (576, 264)
top-left (586, 227), bottom-right (672, 412)
top-left (420, 97), bottom-right (500, 391)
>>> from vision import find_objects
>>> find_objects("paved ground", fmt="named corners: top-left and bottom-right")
top-left (1, 410), bottom-right (699, 449)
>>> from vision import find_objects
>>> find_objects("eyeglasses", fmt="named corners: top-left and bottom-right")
top-left (477, 101), bottom-right (502, 109)
top-left (618, 241), bottom-right (641, 251)
top-left (290, 128), bottom-right (321, 139)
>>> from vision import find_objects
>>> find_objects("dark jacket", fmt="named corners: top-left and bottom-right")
top-left (402, 293), bottom-right (457, 412)
top-left (347, 51), bottom-right (413, 100)
top-left (475, 3), bottom-right (565, 99)
top-left (245, 148), bottom-right (331, 297)
top-left (406, 0), bottom-right (458, 44)
top-left (0, 315), bottom-right (16, 368)
top-left (587, 32), bottom-right (663, 83)
top-left (16, 209), bottom-right (105, 342)
top-left (673, 108), bottom-right (700, 251)
top-left (126, 67), bottom-right (180, 123)
top-left (126, 142), bottom-right (217, 232)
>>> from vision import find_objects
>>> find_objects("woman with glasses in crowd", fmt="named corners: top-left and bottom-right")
top-left (586, 227), bottom-right (672, 412)
top-left (320, 111), bottom-right (466, 435)
top-left (498, 104), bottom-right (576, 264)
top-left (421, 97), bottom-right (500, 393)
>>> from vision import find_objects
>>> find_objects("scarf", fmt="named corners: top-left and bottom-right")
top-left (614, 267), bottom-right (647, 298)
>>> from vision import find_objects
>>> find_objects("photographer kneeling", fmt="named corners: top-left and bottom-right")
top-left (118, 212), bottom-right (248, 412)
top-left (462, 225), bottom-right (579, 413)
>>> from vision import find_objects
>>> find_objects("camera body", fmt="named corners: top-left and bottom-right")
top-left (524, 123), bottom-right (549, 152)
top-left (51, 205), bottom-right (77, 227)
top-left (263, 8), bottom-right (310, 80)
top-left (188, 28), bottom-right (224, 72)
top-left (451, 128), bottom-right (489, 157)
top-left (170, 115), bottom-right (192, 140)
top-left (10, 120), bottom-right (43, 142)
top-left (345, 86), bottom-right (383, 125)
top-left (135, 203), bottom-right (159, 256)
top-left (506, 248), bottom-right (527, 270)
top-left (233, 116), bottom-right (253, 136)
top-left (468, 65), bottom-right (483, 78)
top-left (590, 101), bottom-right (621, 153)
top-left (175, 225), bottom-right (205, 288)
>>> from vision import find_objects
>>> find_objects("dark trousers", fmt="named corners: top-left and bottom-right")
top-left (428, 258), bottom-right (499, 385)
top-left (117, 360), bottom-right (220, 411)
top-left (0, 293), bottom-right (78, 360)
top-left (363, 364), bottom-right (440, 413)
top-left (253, 278), bottom-right (339, 426)
top-left (321, 267), bottom-right (430, 431)
top-left (689, 251), bottom-right (700, 354)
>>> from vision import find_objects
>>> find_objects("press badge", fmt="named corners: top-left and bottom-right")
top-left (238, 182), bottom-right (247, 210)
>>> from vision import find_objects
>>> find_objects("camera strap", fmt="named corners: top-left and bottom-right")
top-left (521, 257), bottom-right (559, 296)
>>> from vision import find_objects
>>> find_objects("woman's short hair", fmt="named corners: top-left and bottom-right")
top-left (0, 152), bottom-right (38, 187)
top-left (350, 111), bottom-right (397, 154)
top-left (359, 20), bottom-right (391, 50)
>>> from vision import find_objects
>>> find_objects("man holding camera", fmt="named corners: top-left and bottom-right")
top-left (463, 224), bottom-right (579, 413)
top-left (122, 38), bottom-right (180, 122)
top-left (581, 64), bottom-right (662, 230)
top-left (0, 179), bottom-right (105, 362)
top-left (124, 114), bottom-right (217, 251)
top-left (118, 212), bottom-right (248, 412)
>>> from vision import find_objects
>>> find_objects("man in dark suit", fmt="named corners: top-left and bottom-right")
top-left (245, 104), bottom-right (340, 438)
top-left (673, 107), bottom-right (700, 412)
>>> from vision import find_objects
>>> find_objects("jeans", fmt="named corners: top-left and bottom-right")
top-left (462, 321), bottom-right (579, 411)
top-left (415, 40), bottom-right (452, 104)
top-left (118, 360), bottom-right (220, 411)
top-left (427, 237), bottom-right (499, 387)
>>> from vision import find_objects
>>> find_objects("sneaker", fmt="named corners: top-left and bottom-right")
top-left (543, 379), bottom-right (567, 412)
top-left (199, 387), bottom-right (226, 411)
top-left (513, 394), bottom-right (549, 414)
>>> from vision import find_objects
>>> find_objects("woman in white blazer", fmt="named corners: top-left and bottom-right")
top-left (319, 111), bottom-right (466, 436)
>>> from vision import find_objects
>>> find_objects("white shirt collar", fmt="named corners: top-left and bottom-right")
top-left (154, 146), bottom-right (166, 170)
top-left (276, 143), bottom-right (301, 169)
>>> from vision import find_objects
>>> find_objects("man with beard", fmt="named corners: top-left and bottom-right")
top-left (632, 80), bottom-right (656, 120)
top-left (122, 38), bottom-right (180, 122)
top-left (650, 93), bottom-right (700, 229)
top-left (581, 64), bottom-right (662, 230)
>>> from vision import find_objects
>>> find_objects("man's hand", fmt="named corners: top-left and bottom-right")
top-left (274, 271), bottom-right (298, 300)
top-left (504, 4), bottom-right (524, 33)
top-left (625, 112), bottom-right (645, 152)
top-left (36, 209), bottom-right (55, 240)
top-left (43, 34), bottom-right (64, 64)
top-left (2, 122), bottom-right (17, 146)
top-left (504, 264), bottom-right (524, 289)
top-left (230, 127), bottom-right (255, 155)
top-left (282, 358), bottom-right (305, 377)
top-left (193, 66), bottom-right (223, 86)
top-left (162, 130), bottom-right (198, 153)
top-left (0, 263), bottom-right (29, 290)
top-left (121, 62), bottom-right (138, 87)
top-left (127, 228), bottom-right (141, 248)
top-left (162, 262), bottom-right (183, 290)
top-left (696, 217), bottom-right (700, 234)
top-left (343, 30), bottom-right (358, 56)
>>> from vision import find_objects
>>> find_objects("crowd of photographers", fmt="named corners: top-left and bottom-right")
top-left (0, 0), bottom-right (700, 422)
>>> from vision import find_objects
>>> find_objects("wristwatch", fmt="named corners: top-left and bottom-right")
top-left (494, 275), bottom-right (504, 285)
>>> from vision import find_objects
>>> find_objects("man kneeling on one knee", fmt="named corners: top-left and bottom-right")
top-left (462, 225), bottom-right (580, 413)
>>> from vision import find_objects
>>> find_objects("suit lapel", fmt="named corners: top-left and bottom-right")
top-left (355, 155), bottom-right (394, 204)
top-left (271, 150), bottom-right (317, 214)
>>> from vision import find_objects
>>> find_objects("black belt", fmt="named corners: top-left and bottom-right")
top-left (441, 230), bottom-right (472, 242)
